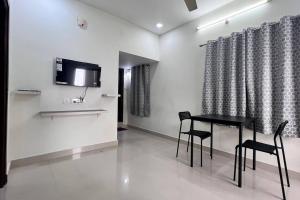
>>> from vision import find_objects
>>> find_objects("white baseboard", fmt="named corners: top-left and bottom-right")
top-left (10, 141), bottom-right (118, 169)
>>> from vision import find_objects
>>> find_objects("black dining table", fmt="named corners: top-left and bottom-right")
top-left (190, 114), bottom-right (256, 188)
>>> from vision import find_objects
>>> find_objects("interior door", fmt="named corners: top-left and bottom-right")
top-left (0, 0), bottom-right (9, 188)
top-left (118, 68), bottom-right (124, 122)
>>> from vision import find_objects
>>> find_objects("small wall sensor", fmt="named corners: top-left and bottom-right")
top-left (77, 17), bottom-right (88, 30)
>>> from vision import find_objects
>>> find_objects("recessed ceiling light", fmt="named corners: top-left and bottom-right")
top-left (156, 23), bottom-right (163, 28)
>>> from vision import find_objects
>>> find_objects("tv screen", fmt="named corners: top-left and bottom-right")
top-left (56, 58), bottom-right (101, 87)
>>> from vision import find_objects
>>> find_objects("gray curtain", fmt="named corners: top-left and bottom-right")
top-left (203, 15), bottom-right (300, 137)
top-left (130, 64), bottom-right (151, 117)
top-left (203, 33), bottom-right (246, 117)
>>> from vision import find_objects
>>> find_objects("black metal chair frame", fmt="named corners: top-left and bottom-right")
top-left (233, 121), bottom-right (290, 200)
top-left (176, 111), bottom-right (212, 167)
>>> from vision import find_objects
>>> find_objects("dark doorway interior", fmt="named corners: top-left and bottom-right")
top-left (0, 0), bottom-right (9, 188)
top-left (118, 68), bottom-right (124, 123)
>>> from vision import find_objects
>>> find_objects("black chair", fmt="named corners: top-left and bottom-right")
top-left (176, 111), bottom-right (212, 167)
top-left (233, 121), bottom-right (290, 200)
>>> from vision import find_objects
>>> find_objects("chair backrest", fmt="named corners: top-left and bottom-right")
top-left (178, 111), bottom-right (191, 121)
top-left (274, 121), bottom-right (289, 140)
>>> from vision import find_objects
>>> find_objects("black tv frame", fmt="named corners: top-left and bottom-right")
top-left (55, 58), bottom-right (101, 88)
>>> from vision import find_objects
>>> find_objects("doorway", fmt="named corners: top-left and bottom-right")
top-left (118, 68), bottom-right (124, 123)
top-left (118, 51), bottom-right (158, 129)
top-left (0, 0), bottom-right (9, 188)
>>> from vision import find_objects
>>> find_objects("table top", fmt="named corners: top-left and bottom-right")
top-left (191, 114), bottom-right (254, 126)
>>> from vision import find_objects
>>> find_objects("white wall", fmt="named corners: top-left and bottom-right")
top-left (8, 0), bottom-right (159, 162)
top-left (128, 0), bottom-right (300, 173)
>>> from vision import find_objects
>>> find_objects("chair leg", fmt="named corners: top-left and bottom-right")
top-left (187, 134), bottom-right (191, 152)
top-left (276, 152), bottom-right (286, 200)
top-left (210, 136), bottom-right (213, 159)
top-left (176, 132), bottom-right (181, 158)
top-left (244, 148), bottom-right (247, 171)
top-left (200, 139), bottom-right (203, 167)
top-left (233, 146), bottom-right (238, 181)
top-left (210, 122), bottom-right (213, 159)
top-left (281, 147), bottom-right (290, 187)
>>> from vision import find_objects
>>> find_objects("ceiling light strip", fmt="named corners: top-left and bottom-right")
top-left (196, 0), bottom-right (271, 31)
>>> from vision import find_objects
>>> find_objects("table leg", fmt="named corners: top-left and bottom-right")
top-left (253, 119), bottom-right (256, 170)
top-left (190, 120), bottom-right (194, 167)
top-left (238, 125), bottom-right (243, 188)
top-left (210, 122), bottom-right (213, 159)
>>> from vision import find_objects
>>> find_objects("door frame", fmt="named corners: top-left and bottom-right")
top-left (0, 0), bottom-right (9, 188)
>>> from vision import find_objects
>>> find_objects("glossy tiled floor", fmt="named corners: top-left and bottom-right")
top-left (1, 128), bottom-right (300, 200)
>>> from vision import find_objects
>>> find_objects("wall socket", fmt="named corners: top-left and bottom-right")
top-left (72, 98), bottom-right (82, 104)
top-left (63, 98), bottom-right (86, 104)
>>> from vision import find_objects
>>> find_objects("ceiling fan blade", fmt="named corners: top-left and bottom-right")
top-left (184, 0), bottom-right (198, 12)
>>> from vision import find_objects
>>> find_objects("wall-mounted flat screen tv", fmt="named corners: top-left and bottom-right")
top-left (56, 58), bottom-right (101, 87)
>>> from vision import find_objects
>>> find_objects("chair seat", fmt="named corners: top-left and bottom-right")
top-left (190, 130), bottom-right (211, 139)
top-left (238, 140), bottom-right (276, 155)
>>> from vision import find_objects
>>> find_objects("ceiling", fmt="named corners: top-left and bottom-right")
top-left (79, 0), bottom-right (234, 35)
top-left (119, 51), bottom-right (158, 68)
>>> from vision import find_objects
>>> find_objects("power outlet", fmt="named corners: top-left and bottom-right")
top-left (72, 98), bottom-right (82, 104)
top-left (72, 98), bottom-right (86, 104)
top-left (63, 97), bottom-right (86, 104)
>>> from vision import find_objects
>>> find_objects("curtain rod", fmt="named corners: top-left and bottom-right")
top-left (198, 21), bottom-right (282, 48)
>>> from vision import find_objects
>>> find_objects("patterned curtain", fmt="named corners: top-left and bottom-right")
top-left (203, 15), bottom-right (300, 137)
top-left (130, 64), bottom-right (151, 117)
top-left (202, 33), bottom-right (247, 117)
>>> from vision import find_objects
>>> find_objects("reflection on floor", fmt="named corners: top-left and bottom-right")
top-left (0, 128), bottom-right (299, 200)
